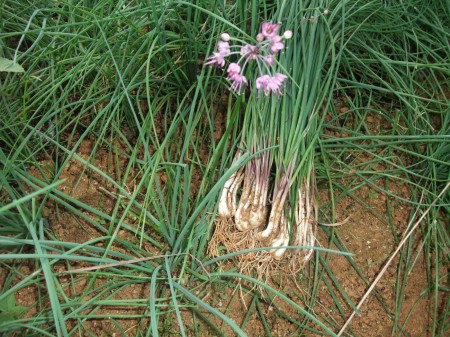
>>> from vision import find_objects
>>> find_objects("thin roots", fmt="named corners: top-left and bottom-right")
top-left (209, 217), bottom-right (312, 281)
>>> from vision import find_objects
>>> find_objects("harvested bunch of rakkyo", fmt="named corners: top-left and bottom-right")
top-left (207, 2), bottom-right (338, 274)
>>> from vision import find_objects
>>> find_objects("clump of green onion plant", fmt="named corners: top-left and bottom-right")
top-left (208, 0), bottom-right (340, 269)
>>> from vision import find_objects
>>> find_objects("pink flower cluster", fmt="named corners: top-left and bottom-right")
top-left (205, 22), bottom-right (292, 96)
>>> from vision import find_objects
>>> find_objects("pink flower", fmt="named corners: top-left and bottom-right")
top-left (240, 44), bottom-right (259, 60)
top-left (229, 73), bottom-right (248, 93)
top-left (227, 63), bottom-right (241, 78)
top-left (256, 75), bottom-right (271, 96)
top-left (264, 55), bottom-right (275, 65)
top-left (273, 73), bottom-right (287, 84)
top-left (256, 74), bottom-right (287, 96)
top-left (261, 22), bottom-right (280, 39)
top-left (205, 41), bottom-right (230, 68)
top-left (205, 52), bottom-right (226, 67)
top-left (268, 73), bottom-right (287, 95)
top-left (269, 35), bottom-right (284, 54)
top-left (217, 41), bottom-right (230, 55)
top-left (227, 63), bottom-right (247, 93)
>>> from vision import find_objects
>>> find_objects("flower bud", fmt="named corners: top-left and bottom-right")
top-left (324, 9), bottom-right (329, 15)
top-left (220, 33), bottom-right (230, 41)
top-left (256, 33), bottom-right (264, 42)
top-left (283, 30), bottom-right (293, 39)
